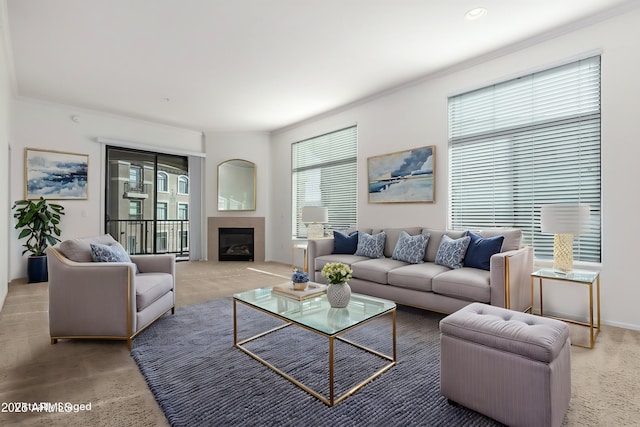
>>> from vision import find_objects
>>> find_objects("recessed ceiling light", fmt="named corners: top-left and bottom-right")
top-left (465, 7), bottom-right (487, 21)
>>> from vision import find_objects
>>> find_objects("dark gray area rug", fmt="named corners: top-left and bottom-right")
top-left (131, 297), bottom-right (502, 427)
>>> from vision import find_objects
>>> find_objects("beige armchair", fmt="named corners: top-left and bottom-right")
top-left (46, 234), bottom-right (176, 349)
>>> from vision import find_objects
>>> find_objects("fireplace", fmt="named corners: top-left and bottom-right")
top-left (219, 228), bottom-right (254, 261)
top-left (208, 217), bottom-right (264, 262)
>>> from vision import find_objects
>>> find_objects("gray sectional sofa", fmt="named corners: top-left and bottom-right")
top-left (307, 227), bottom-right (533, 314)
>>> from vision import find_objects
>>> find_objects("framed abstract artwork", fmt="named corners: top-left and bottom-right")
top-left (24, 148), bottom-right (89, 200)
top-left (367, 145), bottom-right (435, 203)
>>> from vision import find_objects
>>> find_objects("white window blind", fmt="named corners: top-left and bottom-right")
top-left (292, 126), bottom-right (357, 237)
top-left (448, 56), bottom-right (601, 262)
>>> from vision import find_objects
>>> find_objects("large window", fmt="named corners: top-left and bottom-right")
top-left (105, 146), bottom-right (191, 257)
top-left (292, 126), bottom-right (357, 237)
top-left (448, 56), bottom-right (601, 263)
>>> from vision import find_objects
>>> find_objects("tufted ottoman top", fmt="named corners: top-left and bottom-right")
top-left (440, 303), bottom-right (569, 363)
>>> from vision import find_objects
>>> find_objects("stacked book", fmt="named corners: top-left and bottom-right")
top-left (271, 282), bottom-right (327, 300)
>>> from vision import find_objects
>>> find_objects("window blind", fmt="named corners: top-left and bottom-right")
top-left (448, 56), bottom-right (601, 262)
top-left (292, 126), bottom-right (358, 237)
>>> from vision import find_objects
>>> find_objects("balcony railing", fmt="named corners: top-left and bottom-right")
top-left (123, 182), bottom-right (151, 198)
top-left (105, 219), bottom-right (189, 258)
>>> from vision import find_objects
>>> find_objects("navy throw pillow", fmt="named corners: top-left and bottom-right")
top-left (463, 231), bottom-right (504, 271)
top-left (333, 231), bottom-right (358, 254)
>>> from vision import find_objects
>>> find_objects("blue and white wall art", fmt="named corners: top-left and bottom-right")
top-left (368, 145), bottom-right (435, 203)
top-left (25, 148), bottom-right (89, 200)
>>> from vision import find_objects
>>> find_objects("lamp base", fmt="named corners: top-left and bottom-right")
top-left (553, 233), bottom-right (574, 273)
top-left (307, 223), bottom-right (325, 239)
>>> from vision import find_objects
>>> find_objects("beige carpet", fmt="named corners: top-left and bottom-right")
top-left (0, 260), bottom-right (638, 426)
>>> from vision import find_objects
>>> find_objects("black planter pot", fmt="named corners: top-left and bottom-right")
top-left (27, 255), bottom-right (48, 283)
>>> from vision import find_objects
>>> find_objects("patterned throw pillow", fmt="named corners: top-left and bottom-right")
top-left (90, 243), bottom-right (133, 263)
top-left (435, 234), bottom-right (471, 269)
top-left (355, 231), bottom-right (386, 258)
top-left (464, 231), bottom-right (504, 271)
top-left (392, 231), bottom-right (430, 264)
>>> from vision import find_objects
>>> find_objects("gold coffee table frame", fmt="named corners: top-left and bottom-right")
top-left (233, 296), bottom-right (396, 406)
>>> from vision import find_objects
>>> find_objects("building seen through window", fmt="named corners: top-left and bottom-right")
top-left (106, 147), bottom-right (189, 256)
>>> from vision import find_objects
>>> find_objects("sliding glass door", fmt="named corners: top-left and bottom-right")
top-left (105, 146), bottom-right (189, 258)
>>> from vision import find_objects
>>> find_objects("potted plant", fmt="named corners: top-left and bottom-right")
top-left (321, 262), bottom-right (353, 307)
top-left (12, 197), bottom-right (65, 283)
top-left (291, 269), bottom-right (309, 291)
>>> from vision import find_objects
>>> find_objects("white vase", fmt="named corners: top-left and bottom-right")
top-left (327, 282), bottom-right (351, 308)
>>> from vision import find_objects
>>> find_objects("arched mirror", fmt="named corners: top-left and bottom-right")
top-left (217, 159), bottom-right (256, 211)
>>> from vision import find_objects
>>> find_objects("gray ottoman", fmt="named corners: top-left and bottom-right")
top-left (440, 302), bottom-right (571, 427)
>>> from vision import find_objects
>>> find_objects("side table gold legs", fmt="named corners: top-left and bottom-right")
top-left (531, 271), bottom-right (600, 349)
top-left (291, 243), bottom-right (308, 272)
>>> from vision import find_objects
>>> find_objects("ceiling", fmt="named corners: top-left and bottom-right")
top-left (3, 0), bottom-right (638, 132)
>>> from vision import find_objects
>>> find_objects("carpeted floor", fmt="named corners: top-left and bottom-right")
top-left (1, 260), bottom-right (640, 426)
top-left (131, 297), bottom-right (501, 427)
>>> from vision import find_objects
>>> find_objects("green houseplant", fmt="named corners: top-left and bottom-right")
top-left (12, 197), bottom-right (65, 283)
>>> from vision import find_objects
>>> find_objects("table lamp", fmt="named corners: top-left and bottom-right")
top-left (540, 204), bottom-right (590, 274)
top-left (301, 206), bottom-right (328, 239)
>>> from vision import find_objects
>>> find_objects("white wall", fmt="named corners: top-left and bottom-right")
top-left (0, 9), bottom-right (12, 309)
top-left (270, 8), bottom-right (640, 330)
top-left (204, 131), bottom-right (270, 259)
top-left (9, 99), bottom-right (203, 279)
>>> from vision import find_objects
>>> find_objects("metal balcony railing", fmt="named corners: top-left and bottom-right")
top-left (123, 182), bottom-right (151, 195)
top-left (105, 219), bottom-right (189, 258)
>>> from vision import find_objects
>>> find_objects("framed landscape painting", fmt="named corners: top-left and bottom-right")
top-left (368, 145), bottom-right (435, 203)
top-left (25, 148), bottom-right (89, 200)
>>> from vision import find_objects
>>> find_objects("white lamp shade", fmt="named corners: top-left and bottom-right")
top-left (301, 206), bottom-right (328, 224)
top-left (540, 204), bottom-right (590, 235)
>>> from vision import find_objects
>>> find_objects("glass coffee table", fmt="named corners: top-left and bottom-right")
top-left (233, 286), bottom-right (396, 406)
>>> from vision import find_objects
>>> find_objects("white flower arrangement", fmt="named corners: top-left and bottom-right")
top-left (321, 262), bottom-right (353, 285)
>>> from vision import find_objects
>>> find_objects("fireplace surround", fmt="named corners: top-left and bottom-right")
top-left (208, 217), bottom-right (265, 262)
